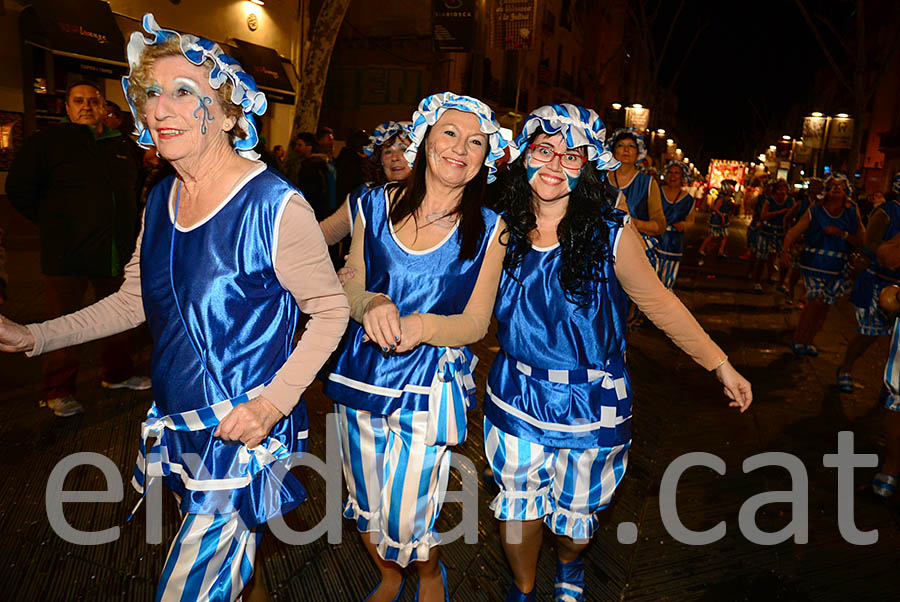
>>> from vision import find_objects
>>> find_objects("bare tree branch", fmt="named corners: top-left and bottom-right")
top-left (665, 19), bottom-right (708, 92)
top-left (814, 13), bottom-right (851, 58)
top-left (655, 0), bottom-right (687, 79)
top-left (794, 0), bottom-right (853, 93)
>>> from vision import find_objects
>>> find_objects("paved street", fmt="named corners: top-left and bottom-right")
top-left (0, 196), bottom-right (897, 601)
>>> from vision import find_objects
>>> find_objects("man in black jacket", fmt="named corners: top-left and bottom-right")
top-left (5, 80), bottom-right (148, 417)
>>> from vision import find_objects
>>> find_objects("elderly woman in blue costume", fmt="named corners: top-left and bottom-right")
top-left (323, 92), bottom-right (510, 602)
top-left (320, 120), bottom-right (413, 246)
top-left (605, 127), bottom-right (665, 267)
top-left (0, 14), bottom-right (349, 601)
top-left (485, 104), bottom-right (752, 602)
top-left (656, 160), bottom-right (696, 288)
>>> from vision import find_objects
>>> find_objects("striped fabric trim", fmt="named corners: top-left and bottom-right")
top-left (486, 385), bottom-right (629, 433)
top-left (884, 318), bottom-right (900, 413)
top-left (130, 385), bottom-right (301, 517)
top-left (803, 246), bottom-right (848, 259)
top-left (509, 355), bottom-right (627, 397)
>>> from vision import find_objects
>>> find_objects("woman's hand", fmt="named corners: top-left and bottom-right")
top-left (0, 314), bottom-right (35, 353)
top-left (214, 396), bottom-right (283, 449)
top-left (715, 360), bottom-right (752, 413)
top-left (394, 314), bottom-right (424, 353)
top-left (336, 266), bottom-right (356, 286)
top-left (361, 295), bottom-right (401, 352)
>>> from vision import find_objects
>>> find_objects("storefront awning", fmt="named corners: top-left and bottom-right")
top-left (20, 0), bottom-right (127, 79)
top-left (232, 39), bottom-right (295, 105)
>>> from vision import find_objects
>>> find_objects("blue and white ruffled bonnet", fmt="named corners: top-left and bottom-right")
top-left (607, 127), bottom-right (648, 162)
top-left (122, 14), bottom-right (267, 160)
top-left (405, 92), bottom-right (511, 183)
top-left (364, 121), bottom-right (413, 158)
top-left (824, 173), bottom-right (851, 194)
top-left (510, 104), bottom-right (619, 171)
top-left (664, 159), bottom-right (691, 183)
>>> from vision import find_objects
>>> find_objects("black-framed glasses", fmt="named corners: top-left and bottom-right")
top-left (528, 144), bottom-right (588, 170)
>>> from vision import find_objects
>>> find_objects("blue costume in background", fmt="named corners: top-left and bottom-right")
top-left (609, 171), bottom-right (660, 267)
top-left (657, 189), bottom-right (694, 288)
top-left (799, 203), bottom-right (859, 304)
top-left (850, 200), bottom-right (900, 334)
top-left (756, 194), bottom-right (793, 258)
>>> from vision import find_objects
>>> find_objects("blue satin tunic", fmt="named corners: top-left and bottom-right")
top-left (608, 171), bottom-right (653, 221)
top-left (324, 185), bottom-right (501, 415)
top-left (799, 203), bottom-right (860, 276)
top-left (484, 213), bottom-right (633, 450)
top-left (140, 164), bottom-right (307, 526)
top-left (851, 200), bottom-right (900, 305)
top-left (657, 190), bottom-right (694, 257)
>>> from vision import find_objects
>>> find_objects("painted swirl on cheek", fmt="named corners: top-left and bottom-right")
top-left (526, 162), bottom-right (541, 185)
top-left (192, 95), bottom-right (215, 135)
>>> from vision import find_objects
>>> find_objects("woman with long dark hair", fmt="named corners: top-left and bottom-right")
top-left (323, 93), bottom-right (510, 602)
top-left (484, 105), bottom-right (752, 602)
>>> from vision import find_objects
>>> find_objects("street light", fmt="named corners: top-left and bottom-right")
top-left (768, 145), bottom-right (776, 151)
top-left (611, 103), bottom-right (622, 110)
top-left (782, 135), bottom-right (791, 140)
top-left (632, 103), bottom-right (643, 109)
top-left (836, 113), bottom-right (849, 118)
top-left (811, 112), bottom-right (823, 117)
top-left (666, 138), bottom-right (674, 144)
top-left (657, 128), bottom-right (665, 134)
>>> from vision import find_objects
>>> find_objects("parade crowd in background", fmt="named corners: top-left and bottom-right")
top-left (1, 11), bottom-right (898, 602)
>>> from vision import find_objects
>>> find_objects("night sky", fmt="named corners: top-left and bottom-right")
top-left (655, 0), bottom-right (829, 169)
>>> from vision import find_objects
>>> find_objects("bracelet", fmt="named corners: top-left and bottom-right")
top-left (712, 357), bottom-right (728, 371)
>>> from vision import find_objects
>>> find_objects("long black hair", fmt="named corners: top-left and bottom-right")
top-left (496, 139), bottom-right (621, 306)
top-left (389, 125), bottom-right (489, 260)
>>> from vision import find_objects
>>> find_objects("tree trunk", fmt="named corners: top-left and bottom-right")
top-left (291, 0), bottom-right (352, 138)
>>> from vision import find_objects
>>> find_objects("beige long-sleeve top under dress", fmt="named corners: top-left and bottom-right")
top-left (26, 193), bottom-right (350, 416)
top-left (343, 209), bottom-right (725, 371)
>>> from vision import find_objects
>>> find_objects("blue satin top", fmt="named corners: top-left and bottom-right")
top-left (347, 183), bottom-right (370, 237)
top-left (762, 195), bottom-right (794, 234)
top-left (323, 185), bottom-right (501, 415)
top-left (140, 164), bottom-right (307, 525)
top-left (709, 196), bottom-right (734, 227)
top-left (799, 203), bottom-right (859, 276)
top-left (608, 171), bottom-right (653, 221)
top-left (658, 189), bottom-right (694, 256)
top-left (484, 212), bottom-right (632, 450)
top-left (851, 200), bottom-right (900, 305)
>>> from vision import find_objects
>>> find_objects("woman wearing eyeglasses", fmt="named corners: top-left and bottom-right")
top-left (605, 128), bottom-right (665, 269)
top-left (485, 105), bottom-right (752, 602)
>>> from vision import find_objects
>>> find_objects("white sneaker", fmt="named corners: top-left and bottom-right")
top-left (101, 376), bottom-right (152, 391)
top-left (42, 396), bottom-right (85, 417)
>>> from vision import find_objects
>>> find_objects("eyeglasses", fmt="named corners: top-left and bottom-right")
top-left (528, 144), bottom-right (587, 170)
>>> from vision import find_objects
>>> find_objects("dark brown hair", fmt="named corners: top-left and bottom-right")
top-left (388, 126), bottom-right (488, 260)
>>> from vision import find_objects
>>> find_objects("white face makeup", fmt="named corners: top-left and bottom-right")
top-left (424, 109), bottom-right (488, 189)
top-left (143, 55), bottom-right (232, 163)
top-left (526, 132), bottom-right (586, 203)
top-left (380, 136), bottom-right (411, 182)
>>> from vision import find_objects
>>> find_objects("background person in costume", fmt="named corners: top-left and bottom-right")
top-left (753, 179), bottom-right (794, 293)
top-left (322, 92), bottom-right (510, 602)
top-left (320, 120), bottom-right (413, 246)
top-left (657, 160), bottom-right (695, 288)
top-left (837, 173), bottom-right (900, 392)
top-left (487, 104), bottom-right (752, 602)
top-left (605, 128), bottom-right (665, 267)
top-left (782, 174), bottom-right (863, 355)
top-left (697, 179), bottom-right (736, 279)
top-left (0, 14), bottom-right (350, 601)
top-left (779, 178), bottom-right (824, 305)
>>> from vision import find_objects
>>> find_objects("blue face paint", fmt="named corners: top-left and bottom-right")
top-left (192, 95), bottom-right (214, 135)
top-left (526, 162), bottom-right (541, 184)
top-left (565, 171), bottom-right (580, 193)
top-left (146, 84), bottom-right (162, 97)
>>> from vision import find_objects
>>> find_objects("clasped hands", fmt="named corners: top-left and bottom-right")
top-left (360, 295), bottom-right (423, 354)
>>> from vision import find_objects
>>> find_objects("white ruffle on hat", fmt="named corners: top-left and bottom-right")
top-left (364, 121), bottom-right (412, 158)
top-left (824, 173), bottom-right (852, 194)
top-left (405, 92), bottom-right (511, 183)
top-left (122, 14), bottom-right (267, 159)
top-left (608, 127), bottom-right (648, 162)
top-left (509, 104), bottom-right (619, 171)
